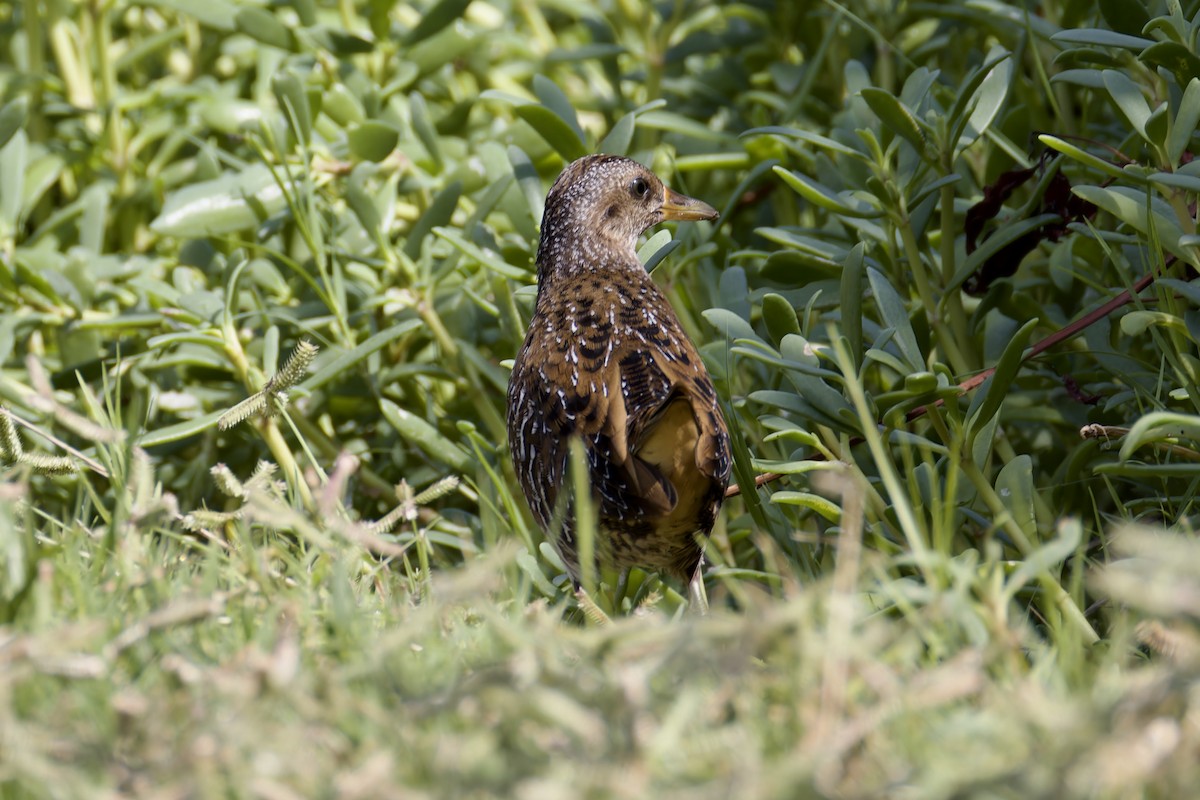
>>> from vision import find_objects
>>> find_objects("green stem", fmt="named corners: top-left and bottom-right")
top-left (897, 212), bottom-right (971, 378)
top-left (960, 458), bottom-right (1099, 644)
top-left (938, 180), bottom-right (975, 371)
top-left (223, 321), bottom-right (315, 512)
top-left (831, 333), bottom-right (934, 580)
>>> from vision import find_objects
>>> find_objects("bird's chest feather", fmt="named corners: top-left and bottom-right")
top-left (518, 269), bottom-right (693, 391)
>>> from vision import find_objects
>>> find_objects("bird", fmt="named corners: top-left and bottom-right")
top-left (506, 154), bottom-right (731, 610)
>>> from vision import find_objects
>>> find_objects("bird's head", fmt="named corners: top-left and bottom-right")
top-left (536, 155), bottom-right (718, 277)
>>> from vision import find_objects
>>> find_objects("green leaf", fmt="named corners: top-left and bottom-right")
top-left (1120, 310), bottom-right (1189, 338)
top-left (966, 318), bottom-right (1038, 439)
top-left (950, 49), bottom-right (1012, 150)
top-left (702, 308), bottom-right (763, 344)
top-left (840, 243), bottom-right (865, 370)
top-left (482, 92), bottom-right (588, 161)
top-left (1169, 78), bottom-right (1200, 166)
top-left (769, 491), bottom-right (841, 522)
top-left (403, 180), bottom-right (461, 259)
top-left (0, 129), bottom-right (26, 234)
top-left (409, 92), bottom-right (443, 170)
top-left (150, 164), bottom-right (293, 238)
top-left (404, 0), bottom-right (472, 44)
top-left (762, 293), bottom-right (800, 344)
top-left (234, 7), bottom-right (296, 51)
top-left (995, 454), bottom-right (1037, 542)
top-left (859, 88), bottom-right (928, 157)
top-left (867, 268), bottom-right (923, 372)
top-left (951, 213), bottom-right (1064, 291)
top-left (1003, 517), bottom-right (1081, 599)
top-left (0, 96), bottom-right (27, 150)
top-left (743, 126), bottom-right (868, 160)
top-left (637, 229), bottom-right (676, 271)
top-left (532, 75), bottom-right (586, 146)
top-left (433, 227), bottom-right (527, 279)
top-left (636, 109), bottom-right (734, 143)
top-left (143, 0), bottom-right (238, 30)
top-left (322, 83), bottom-right (365, 126)
top-left (137, 411), bottom-right (226, 448)
top-left (1094, 462), bottom-right (1200, 478)
top-left (1039, 134), bottom-right (1146, 184)
top-left (598, 112), bottom-right (635, 155)
top-left (1102, 69), bottom-right (1150, 139)
top-left (772, 166), bottom-right (881, 218)
top-left (380, 399), bottom-right (471, 472)
top-left (1145, 103), bottom-right (1169, 148)
top-left (1118, 412), bottom-right (1200, 459)
top-left (1050, 69), bottom-right (1107, 89)
top-left (272, 69), bottom-right (312, 146)
top-left (300, 319), bottom-right (425, 392)
top-left (1073, 185), bottom-right (1192, 266)
top-left (1139, 42), bottom-right (1200, 89)
top-left (1050, 28), bottom-right (1153, 50)
top-left (348, 121), bottom-right (400, 163)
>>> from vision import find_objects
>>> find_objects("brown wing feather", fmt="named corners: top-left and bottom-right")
top-left (506, 263), bottom-right (731, 578)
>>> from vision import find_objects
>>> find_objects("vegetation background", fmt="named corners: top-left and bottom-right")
top-left (2, 0), bottom-right (1200, 796)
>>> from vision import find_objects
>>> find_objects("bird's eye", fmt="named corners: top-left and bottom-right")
top-left (630, 177), bottom-right (649, 199)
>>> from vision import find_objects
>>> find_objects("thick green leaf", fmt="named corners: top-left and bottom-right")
top-left (762, 293), bottom-right (800, 344)
top-left (0, 96), bottom-right (27, 150)
top-left (966, 318), bottom-right (1038, 439)
top-left (1050, 69), bottom-right (1107, 89)
top-left (1039, 134), bottom-right (1147, 184)
top-left (598, 112), bottom-right (635, 155)
top-left (1072, 185), bottom-right (1192, 266)
top-left (840, 243), bottom-right (865, 370)
top-left (137, 411), bottom-right (226, 447)
top-left (995, 454), bottom-right (1037, 543)
top-left (772, 166), bottom-right (881, 218)
top-left (743, 126), bottom-right (867, 160)
top-left (951, 213), bottom-right (1063, 291)
top-left (272, 70), bottom-right (311, 146)
top-left (867, 268), bottom-right (923, 372)
top-left (348, 121), bottom-right (399, 163)
top-left (1102, 70), bottom-right (1150, 139)
top-left (1169, 78), bottom-right (1200, 165)
top-left (234, 7), bottom-right (296, 51)
top-left (150, 164), bottom-right (292, 238)
top-left (702, 307), bottom-right (763, 344)
top-left (404, 0), bottom-right (472, 44)
top-left (1120, 310), bottom-right (1189, 338)
top-left (1140, 42), bottom-right (1200, 89)
top-left (532, 75), bottom-right (585, 145)
top-left (951, 49), bottom-right (1012, 151)
top-left (1113, 410), bottom-right (1200, 460)
top-left (380, 398), bottom-right (471, 472)
top-left (300, 319), bottom-right (425, 392)
top-left (433, 227), bottom-right (526, 279)
top-left (1002, 517), bottom-right (1081, 599)
top-left (860, 88), bottom-right (928, 157)
top-left (1050, 28), bottom-right (1153, 50)
top-left (769, 491), bottom-right (841, 522)
top-left (514, 104), bottom-right (587, 161)
top-left (403, 180), bottom-right (461, 259)
top-left (0, 129), bottom-right (26, 234)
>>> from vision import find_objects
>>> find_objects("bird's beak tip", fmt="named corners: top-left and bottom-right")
top-left (661, 186), bottom-right (719, 222)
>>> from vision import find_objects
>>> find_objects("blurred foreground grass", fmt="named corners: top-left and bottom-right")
top-left (3, 0), bottom-right (1200, 796)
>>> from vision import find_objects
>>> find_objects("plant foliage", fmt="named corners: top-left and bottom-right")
top-left (2, 0), bottom-right (1200, 795)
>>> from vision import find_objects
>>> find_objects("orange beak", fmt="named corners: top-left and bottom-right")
top-left (660, 186), bottom-right (719, 221)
